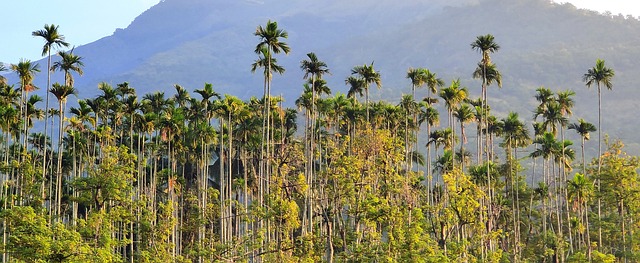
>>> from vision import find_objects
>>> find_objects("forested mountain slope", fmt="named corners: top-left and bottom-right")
top-left (5, 0), bottom-right (640, 152)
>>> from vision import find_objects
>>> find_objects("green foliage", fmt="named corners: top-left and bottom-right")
top-left (2, 206), bottom-right (90, 263)
top-left (4, 14), bottom-right (640, 263)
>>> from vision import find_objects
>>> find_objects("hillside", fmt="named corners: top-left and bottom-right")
top-left (4, 0), bottom-right (640, 153)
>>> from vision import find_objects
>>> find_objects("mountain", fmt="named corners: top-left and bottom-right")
top-left (4, 0), bottom-right (640, 154)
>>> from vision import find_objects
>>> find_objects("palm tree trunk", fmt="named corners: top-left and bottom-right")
top-left (427, 122), bottom-right (433, 205)
top-left (310, 75), bottom-right (316, 235)
top-left (596, 85), bottom-right (603, 250)
top-left (227, 114), bottom-right (233, 243)
top-left (56, 101), bottom-right (65, 221)
top-left (42, 51), bottom-right (52, 206)
top-left (219, 119), bottom-right (225, 245)
top-left (365, 88), bottom-right (370, 123)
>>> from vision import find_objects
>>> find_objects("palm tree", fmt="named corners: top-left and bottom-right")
top-left (33, 25), bottom-right (69, 183)
top-left (568, 119), bottom-right (596, 176)
top-left (253, 21), bottom-right (289, 221)
top-left (535, 87), bottom-right (554, 110)
top-left (530, 132), bottom-right (559, 235)
top-left (418, 102), bottom-right (439, 203)
top-left (424, 69), bottom-right (445, 99)
top-left (471, 34), bottom-right (500, 67)
top-left (567, 172), bottom-right (594, 250)
top-left (345, 76), bottom-right (365, 99)
top-left (50, 83), bottom-right (76, 220)
top-left (351, 62), bottom-right (381, 123)
top-left (555, 89), bottom-right (575, 250)
top-left (472, 62), bottom-right (502, 87)
top-left (173, 84), bottom-right (190, 108)
top-left (406, 67), bottom-right (427, 98)
top-left (24, 95), bottom-right (44, 138)
top-left (300, 52), bottom-right (329, 234)
top-left (51, 49), bottom-right (83, 88)
top-left (471, 34), bottom-right (500, 163)
top-left (439, 79), bottom-right (467, 159)
top-left (427, 128), bottom-right (456, 153)
top-left (583, 59), bottom-right (614, 248)
top-left (399, 95), bottom-right (419, 170)
top-left (254, 19), bottom-right (290, 139)
top-left (452, 104), bottom-right (474, 170)
top-left (499, 112), bottom-right (530, 257)
top-left (11, 59), bottom-right (40, 149)
top-left (536, 101), bottom-right (567, 137)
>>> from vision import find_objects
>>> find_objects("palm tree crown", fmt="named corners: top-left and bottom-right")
top-left (51, 49), bottom-right (84, 87)
top-left (32, 24), bottom-right (69, 57)
top-left (254, 20), bottom-right (290, 55)
top-left (583, 59), bottom-right (614, 90)
top-left (301, 52), bottom-right (329, 81)
top-left (11, 59), bottom-right (40, 93)
top-left (473, 63), bottom-right (502, 88)
top-left (471, 34), bottom-right (500, 65)
top-left (568, 119), bottom-right (596, 141)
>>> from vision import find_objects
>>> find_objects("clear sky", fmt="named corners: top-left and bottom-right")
top-left (1, 0), bottom-right (638, 64)
top-left (1, 0), bottom-right (160, 64)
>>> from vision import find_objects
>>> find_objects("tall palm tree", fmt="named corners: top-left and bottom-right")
top-left (452, 104), bottom-right (474, 170)
top-left (351, 62), bottom-right (381, 123)
top-left (399, 95), bottom-right (419, 169)
top-left (583, 59), bottom-right (614, 248)
top-left (568, 119), bottom-right (596, 176)
top-left (499, 112), bottom-right (530, 258)
top-left (530, 131), bottom-right (559, 235)
top-left (567, 172), bottom-right (594, 250)
top-left (254, 19), bottom-right (290, 144)
top-left (300, 52), bottom-right (329, 234)
top-left (471, 37), bottom-right (500, 248)
top-left (418, 102), bottom-right (439, 203)
top-left (253, 21), bottom-right (289, 220)
top-left (471, 34), bottom-right (500, 163)
top-left (555, 89), bottom-right (575, 251)
top-left (50, 83), bottom-right (76, 220)
top-left (11, 59), bottom-right (40, 149)
top-left (439, 79), bottom-right (467, 158)
top-left (33, 25), bottom-right (69, 183)
top-left (406, 67), bottom-right (427, 98)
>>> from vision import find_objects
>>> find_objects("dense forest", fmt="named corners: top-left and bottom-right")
top-left (0, 20), bottom-right (638, 263)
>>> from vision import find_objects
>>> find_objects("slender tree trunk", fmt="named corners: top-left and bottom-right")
top-left (366, 89), bottom-right (370, 123)
top-left (56, 100), bottom-right (65, 221)
top-left (219, 119), bottom-right (225, 245)
top-left (596, 85), bottom-right (603, 250)
top-left (42, 51), bottom-right (52, 206)
top-left (427, 122), bottom-right (433, 205)
top-left (310, 75), bottom-right (316, 235)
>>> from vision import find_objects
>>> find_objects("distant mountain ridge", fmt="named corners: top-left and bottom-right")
top-left (4, 0), bottom-right (640, 154)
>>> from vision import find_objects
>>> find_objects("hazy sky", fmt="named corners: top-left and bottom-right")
top-left (0, 0), bottom-right (638, 64)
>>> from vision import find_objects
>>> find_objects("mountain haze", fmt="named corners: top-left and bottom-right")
top-left (4, 0), bottom-right (640, 153)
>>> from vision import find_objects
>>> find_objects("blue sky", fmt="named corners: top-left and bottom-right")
top-left (1, 0), bottom-right (638, 64)
top-left (1, 0), bottom-right (160, 64)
